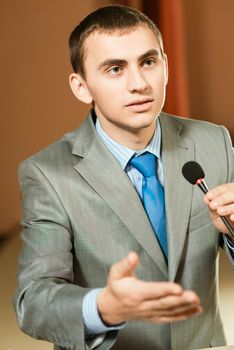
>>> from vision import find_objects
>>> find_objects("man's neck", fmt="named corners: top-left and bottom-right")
top-left (96, 119), bottom-right (157, 151)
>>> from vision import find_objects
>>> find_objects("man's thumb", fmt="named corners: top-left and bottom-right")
top-left (108, 252), bottom-right (139, 282)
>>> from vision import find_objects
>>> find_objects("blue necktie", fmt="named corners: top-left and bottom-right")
top-left (129, 152), bottom-right (168, 258)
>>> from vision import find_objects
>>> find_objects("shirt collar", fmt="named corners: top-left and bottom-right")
top-left (95, 118), bottom-right (162, 170)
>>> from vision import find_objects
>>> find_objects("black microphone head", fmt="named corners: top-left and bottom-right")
top-left (182, 161), bottom-right (205, 185)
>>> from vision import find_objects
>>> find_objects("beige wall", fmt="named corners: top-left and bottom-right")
top-left (1, 1), bottom-right (234, 348)
top-left (0, 0), bottom-right (109, 234)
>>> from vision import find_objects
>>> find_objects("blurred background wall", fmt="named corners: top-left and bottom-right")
top-left (0, 0), bottom-right (234, 348)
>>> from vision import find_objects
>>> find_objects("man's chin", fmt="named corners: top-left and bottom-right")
top-left (128, 112), bottom-right (157, 129)
top-left (121, 119), bottom-right (157, 134)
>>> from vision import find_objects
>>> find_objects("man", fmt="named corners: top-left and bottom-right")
top-left (14, 5), bottom-right (234, 350)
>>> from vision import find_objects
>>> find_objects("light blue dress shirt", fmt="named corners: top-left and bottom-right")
top-left (82, 117), bottom-right (234, 337)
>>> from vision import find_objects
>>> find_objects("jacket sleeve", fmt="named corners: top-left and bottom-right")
top-left (220, 126), bottom-right (234, 266)
top-left (13, 159), bottom-right (117, 350)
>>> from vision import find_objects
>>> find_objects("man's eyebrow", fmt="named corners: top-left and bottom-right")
top-left (97, 59), bottom-right (127, 71)
top-left (139, 49), bottom-right (161, 61)
top-left (97, 49), bottom-right (161, 71)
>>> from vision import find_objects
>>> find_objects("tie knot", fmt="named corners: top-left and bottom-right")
top-left (129, 152), bottom-right (157, 178)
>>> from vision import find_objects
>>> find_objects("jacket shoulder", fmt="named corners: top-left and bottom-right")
top-left (19, 127), bottom-right (80, 172)
top-left (160, 112), bottom-right (230, 140)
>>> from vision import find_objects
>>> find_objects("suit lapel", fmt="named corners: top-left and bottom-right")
top-left (160, 114), bottom-right (195, 281)
top-left (72, 113), bottom-right (168, 277)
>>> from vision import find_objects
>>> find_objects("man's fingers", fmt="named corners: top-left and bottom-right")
top-left (128, 280), bottom-right (183, 301)
top-left (216, 203), bottom-right (234, 217)
top-left (209, 193), bottom-right (234, 211)
top-left (146, 302), bottom-right (203, 323)
top-left (203, 183), bottom-right (234, 233)
top-left (137, 291), bottom-right (200, 316)
top-left (152, 306), bottom-right (202, 323)
top-left (109, 279), bottom-right (185, 306)
top-left (205, 183), bottom-right (234, 208)
top-left (151, 290), bottom-right (200, 311)
top-left (152, 301), bottom-right (202, 317)
top-left (108, 252), bottom-right (139, 282)
top-left (206, 183), bottom-right (234, 200)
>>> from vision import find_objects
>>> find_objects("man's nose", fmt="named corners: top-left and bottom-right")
top-left (126, 67), bottom-right (149, 93)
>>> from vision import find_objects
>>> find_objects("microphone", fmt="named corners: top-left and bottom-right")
top-left (182, 161), bottom-right (234, 238)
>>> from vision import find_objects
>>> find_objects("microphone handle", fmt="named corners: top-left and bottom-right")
top-left (197, 179), bottom-right (234, 238)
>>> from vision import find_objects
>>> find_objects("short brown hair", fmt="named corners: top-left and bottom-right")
top-left (69, 5), bottom-right (164, 77)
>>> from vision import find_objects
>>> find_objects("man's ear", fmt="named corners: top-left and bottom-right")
top-left (163, 53), bottom-right (169, 85)
top-left (69, 73), bottom-right (93, 104)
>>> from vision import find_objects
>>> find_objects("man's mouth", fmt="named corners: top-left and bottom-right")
top-left (126, 98), bottom-right (153, 106)
top-left (126, 98), bottom-right (154, 112)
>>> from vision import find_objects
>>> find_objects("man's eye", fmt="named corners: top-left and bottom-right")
top-left (143, 59), bottom-right (155, 67)
top-left (108, 66), bottom-right (122, 74)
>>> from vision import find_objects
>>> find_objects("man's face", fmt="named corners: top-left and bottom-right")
top-left (80, 26), bottom-right (168, 137)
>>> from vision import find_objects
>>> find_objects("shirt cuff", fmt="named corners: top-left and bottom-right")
top-left (82, 288), bottom-right (125, 336)
top-left (224, 235), bottom-right (234, 257)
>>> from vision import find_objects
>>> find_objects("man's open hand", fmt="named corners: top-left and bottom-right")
top-left (97, 252), bottom-right (202, 325)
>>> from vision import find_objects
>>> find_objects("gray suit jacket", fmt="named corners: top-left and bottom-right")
top-left (14, 112), bottom-right (234, 350)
